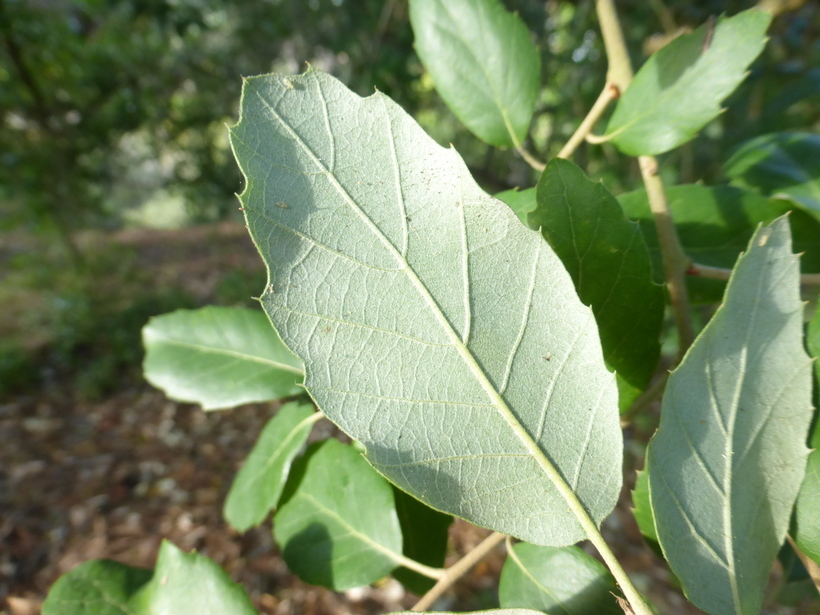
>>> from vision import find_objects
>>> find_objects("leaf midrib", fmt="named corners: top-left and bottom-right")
top-left (149, 335), bottom-right (303, 375)
top-left (250, 77), bottom-right (600, 539)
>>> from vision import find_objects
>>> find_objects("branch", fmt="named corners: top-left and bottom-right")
top-left (411, 531), bottom-right (506, 611)
top-left (639, 157), bottom-right (695, 354)
top-left (687, 262), bottom-right (820, 285)
top-left (557, 83), bottom-right (619, 159)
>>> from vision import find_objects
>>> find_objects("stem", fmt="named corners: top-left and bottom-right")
top-left (392, 555), bottom-right (445, 580)
top-left (621, 371), bottom-right (669, 425)
top-left (688, 262), bottom-right (820, 285)
top-left (786, 534), bottom-right (820, 593)
top-left (639, 157), bottom-right (695, 354)
top-left (557, 84), bottom-right (619, 159)
top-left (411, 531), bottom-right (506, 611)
top-left (596, 0), bottom-right (633, 92)
top-left (502, 110), bottom-right (546, 171)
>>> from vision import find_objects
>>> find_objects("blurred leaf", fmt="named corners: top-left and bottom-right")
top-left (631, 469), bottom-right (658, 547)
top-left (43, 560), bottom-right (151, 615)
top-left (496, 187), bottom-right (536, 226)
top-left (231, 70), bottom-right (622, 547)
top-left (392, 488), bottom-right (452, 594)
top-left (274, 440), bottom-right (403, 590)
top-left (605, 9), bottom-right (771, 156)
top-left (498, 542), bottom-right (622, 615)
top-left (532, 159), bottom-right (663, 408)
top-left (223, 402), bottom-right (318, 532)
top-left (409, 0), bottom-right (540, 147)
top-left (129, 541), bottom-right (258, 615)
top-left (390, 611), bottom-right (543, 615)
top-left (618, 184), bottom-right (820, 303)
top-left (647, 218), bottom-right (814, 615)
top-left (142, 306), bottom-right (303, 410)
top-left (724, 132), bottom-right (820, 221)
top-left (44, 542), bottom-right (258, 615)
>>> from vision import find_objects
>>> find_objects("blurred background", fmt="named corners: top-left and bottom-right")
top-left (1, 0), bottom-right (818, 613)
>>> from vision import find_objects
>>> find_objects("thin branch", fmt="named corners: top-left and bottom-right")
top-left (639, 157), bottom-right (695, 355)
top-left (558, 83), bottom-right (619, 159)
top-left (621, 371), bottom-right (670, 426)
top-left (596, 0), bottom-right (633, 92)
top-left (411, 531), bottom-right (506, 611)
top-left (688, 262), bottom-right (820, 285)
top-left (786, 534), bottom-right (820, 594)
top-left (392, 554), bottom-right (446, 580)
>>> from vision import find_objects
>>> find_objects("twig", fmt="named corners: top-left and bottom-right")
top-left (621, 371), bottom-right (670, 426)
top-left (687, 262), bottom-right (820, 285)
top-left (411, 531), bottom-right (506, 611)
top-left (639, 157), bottom-right (695, 355)
top-left (558, 83), bottom-right (619, 159)
top-left (786, 534), bottom-right (820, 594)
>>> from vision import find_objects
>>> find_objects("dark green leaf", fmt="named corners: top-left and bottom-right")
top-left (618, 184), bottom-right (820, 303)
top-left (42, 560), bottom-right (151, 615)
top-left (496, 188), bottom-right (536, 226)
top-left (605, 9), bottom-right (771, 156)
top-left (142, 307), bottom-right (303, 410)
top-left (223, 402), bottom-right (318, 532)
top-left (532, 159), bottom-right (663, 407)
top-left (128, 541), bottom-right (258, 615)
top-left (647, 218), bottom-right (814, 615)
top-left (724, 132), bottom-right (820, 222)
top-left (409, 0), bottom-right (540, 147)
top-left (274, 440), bottom-right (403, 590)
top-left (392, 487), bottom-right (452, 594)
top-left (499, 542), bottom-right (622, 615)
top-left (231, 70), bottom-right (622, 546)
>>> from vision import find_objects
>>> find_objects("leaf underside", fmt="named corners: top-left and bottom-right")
top-left (230, 69), bottom-right (622, 546)
top-left (648, 218), bottom-right (813, 615)
top-left (142, 306), bottom-right (303, 410)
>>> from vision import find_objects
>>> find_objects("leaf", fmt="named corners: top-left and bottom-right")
top-left (724, 132), bottom-right (820, 221)
top-left (230, 69), bottom-right (622, 546)
top-left (223, 401), bottom-right (318, 532)
top-left (647, 217), bottom-right (814, 615)
top-left (409, 0), bottom-right (540, 147)
top-left (496, 187), bottom-right (536, 226)
top-left (142, 306), bottom-right (303, 410)
top-left (498, 542), bottom-right (622, 615)
top-left (793, 303), bottom-right (820, 564)
top-left (631, 469), bottom-right (658, 547)
top-left (392, 487), bottom-right (452, 594)
top-left (531, 159), bottom-right (664, 408)
top-left (42, 560), bottom-right (152, 615)
top-left (618, 184), bottom-right (820, 303)
top-left (604, 9), bottom-right (771, 156)
top-left (129, 541), bottom-right (258, 615)
top-left (390, 611), bottom-right (544, 615)
top-left (44, 543), bottom-right (258, 615)
top-left (273, 440), bottom-right (404, 590)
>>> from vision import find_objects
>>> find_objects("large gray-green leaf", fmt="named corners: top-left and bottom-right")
top-left (44, 542), bottom-right (258, 615)
top-left (724, 132), bottom-right (820, 221)
top-left (498, 542), bottom-right (622, 615)
top-left (647, 218), bottom-right (814, 615)
top-left (532, 159), bottom-right (663, 408)
top-left (604, 9), bottom-right (771, 156)
top-left (143, 307), bottom-right (303, 410)
top-left (618, 184), bottom-right (820, 303)
top-left (43, 560), bottom-right (152, 615)
top-left (409, 0), bottom-right (540, 148)
top-left (230, 69), bottom-right (622, 547)
top-left (793, 303), bottom-right (820, 564)
top-left (129, 541), bottom-right (258, 615)
top-left (223, 401), bottom-right (318, 532)
top-left (273, 440), bottom-right (403, 590)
